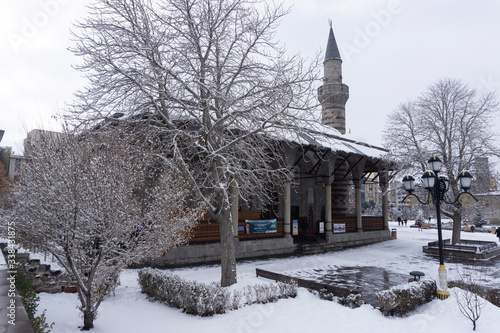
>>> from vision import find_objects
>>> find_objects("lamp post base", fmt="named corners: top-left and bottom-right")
top-left (437, 264), bottom-right (449, 300)
top-left (437, 290), bottom-right (450, 300)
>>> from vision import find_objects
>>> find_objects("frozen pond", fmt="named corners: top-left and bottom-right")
top-left (292, 265), bottom-right (410, 306)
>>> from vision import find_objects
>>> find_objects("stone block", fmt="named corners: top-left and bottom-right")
top-left (28, 259), bottom-right (40, 266)
top-left (38, 264), bottom-right (51, 272)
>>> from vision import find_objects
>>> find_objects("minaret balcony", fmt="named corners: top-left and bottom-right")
top-left (318, 83), bottom-right (349, 105)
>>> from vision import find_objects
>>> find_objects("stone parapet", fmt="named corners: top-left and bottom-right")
top-left (143, 237), bottom-right (297, 268)
top-left (143, 230), bottom-right (392, 268)
top-left (326, 229), bottom-right (392, 246)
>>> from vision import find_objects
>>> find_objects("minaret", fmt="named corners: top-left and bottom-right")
top-left (318, 21), bottom-right (349, 134)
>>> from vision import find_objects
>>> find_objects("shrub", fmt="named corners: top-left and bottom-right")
top-left (376, 279), bottom-right (436, 317)
top-left (317, 290), bottom-right (335, 302)
top-left (449, 281), bottom-right (500, 308)
top-left (15, 272), bottom-right (39, 320)
top-left (15, 272), bottom-right (54, 333)
top-left (485, 288), bottom-right (500, 307)
top-left (317, 290), bottom-right (364, 309)
top-left (138, 268), bottom-right (297, 316)
top-left (338, 293), bottom-right (364, 309)
top-left (448, 280), bottom-right (485, 296)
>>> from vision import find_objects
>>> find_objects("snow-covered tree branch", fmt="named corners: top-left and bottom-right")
top-left (383, 78), bottom-right (500, 244)
top-left (68, 0), bottom-right (321, 286)
top-left (2, 128), bottom-right (203, 330)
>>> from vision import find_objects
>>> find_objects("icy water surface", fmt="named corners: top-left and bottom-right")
top-left (292, 266), bottom-right (411, 306)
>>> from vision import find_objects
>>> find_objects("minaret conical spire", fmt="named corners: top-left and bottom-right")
top-left (324, 19), bottom-right (341, 62)
top-left (318, 20), bottom-right (349, 134)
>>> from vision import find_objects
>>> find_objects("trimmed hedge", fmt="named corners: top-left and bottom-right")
top-left (376, 279), bottom-right (436, 317)
top-left (138, 268), bottom-right (297, 316)
top-left (485, 288), bottom-right (500, 308)
top-left (449, 280), bottom-right (500, 308)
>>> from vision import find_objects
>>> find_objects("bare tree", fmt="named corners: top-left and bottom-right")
top-left (2, 128), bottom-right (203, 330)
top-left (383, 78), bottom-right (500, 244)
top-left (453, 265), bottom-right (488, 331)
top-left (68, 0), bottom-right (320, 286)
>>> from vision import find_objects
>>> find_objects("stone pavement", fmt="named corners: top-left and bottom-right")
top-left (0, 257), bottom-right (34, 333)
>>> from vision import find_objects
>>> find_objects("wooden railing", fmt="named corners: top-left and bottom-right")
top-left (188, 211), bottom-right (284, 244)
top-left (332, 216), bottom-right (357, 232)
top-left (332, 215), bottom-right (384, 232)
top-left (361, 216), bottom-right (384, 231)
top-left (188, 221), bottom-right (220, 244)
top-left (189, 212), bottom-right (384, 244)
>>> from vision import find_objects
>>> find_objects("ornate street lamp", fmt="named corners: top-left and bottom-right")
top-left (401, 156), bottom-right (477, 300)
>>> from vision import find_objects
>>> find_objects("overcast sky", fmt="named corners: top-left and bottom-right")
top-left (1, 0), bottom-right (500, 154)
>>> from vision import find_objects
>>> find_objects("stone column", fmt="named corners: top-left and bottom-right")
top-left (230, 179), bottom-right (239, 238)
top-left (354, 179), bottom-right (363, 232)
top-left (379, 170), bottom-right (389, 230)
top-left (381, 186), bottom-right (389, 230)
top-left (325, 183), bottom-right (332, 232)
top-left (284, 181), bottom-right (291, 236)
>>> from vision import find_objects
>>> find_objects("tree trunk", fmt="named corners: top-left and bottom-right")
top-left (217, 209), bottom-right (237, 287)
top-left (81, 292), bottom-right (94, 330)
top-left (451, 212), bottom-right (462, 244)
top-left (82, 308), bottom-right (94, 331)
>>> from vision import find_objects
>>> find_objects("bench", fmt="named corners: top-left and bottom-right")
top-left (409, 271), bottom-right (425, 282)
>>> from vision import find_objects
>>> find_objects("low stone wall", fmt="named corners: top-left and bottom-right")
top-left (143, 230), bottom-right (393, 268)
top-left (143, 237), bottom-right (297, 267)
top-left (326, 229), bottom-right (392, 247)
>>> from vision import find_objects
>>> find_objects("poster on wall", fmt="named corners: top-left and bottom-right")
top-left (245, 219), bottom-right (277, 234)
top-left (292, 220), bottom-right (299, 236)
top-left (319, 221), bottom-right (324, 233)
top-left (333, 223), bottom-right (346, 233)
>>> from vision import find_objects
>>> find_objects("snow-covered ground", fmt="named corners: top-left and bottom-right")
top-left (35, 221), bottom-right (500, 333)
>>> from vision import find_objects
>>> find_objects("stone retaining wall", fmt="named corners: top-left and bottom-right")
top-left (0, 245), bottom-right (76, 294)
top-left (143, 237), bottom-right (297, 267)
top-left (143, 230), bottom-right (392, 267)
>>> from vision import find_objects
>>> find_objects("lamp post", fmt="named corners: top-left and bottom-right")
top-left (401, 156), bottom-right (477, 300)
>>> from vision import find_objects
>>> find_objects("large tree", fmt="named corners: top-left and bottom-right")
top-left (383, 78), bottom-right (499, 244)
top-left (3, 128), bottom-right (202, 330)
top-left (68, 0), bottom-right (319, 286)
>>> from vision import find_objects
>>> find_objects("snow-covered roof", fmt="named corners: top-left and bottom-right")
top-left (102, 111), bottom-right (389, 160)
top-left (266, 120), bottom-right (389, 160)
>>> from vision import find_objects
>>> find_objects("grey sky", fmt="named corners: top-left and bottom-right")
top-left (1, 0), bottom-right (499, 154)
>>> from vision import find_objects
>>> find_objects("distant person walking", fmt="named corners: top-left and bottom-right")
top-left (404, 217), bottom-right (407, 226)
top-left (398, 216), bottom-right (401, 226)
top-left (496, 227), bottom-right (500, 242)
top-left (417, 220), bottom-right (422, 231)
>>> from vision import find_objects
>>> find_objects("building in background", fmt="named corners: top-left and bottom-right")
top-left (0, 130), bottom-right (24, 180)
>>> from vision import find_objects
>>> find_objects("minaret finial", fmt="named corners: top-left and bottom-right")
top-left (328, 18), bottom-right (332, 28)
